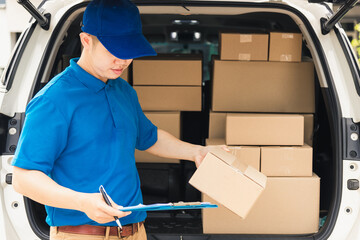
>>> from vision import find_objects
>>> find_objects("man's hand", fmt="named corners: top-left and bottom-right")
top-left (146, 129), bottom-right (230, 168)
top-left (78, 193), bottom-right (131, 224)
top-left (194, 145), bottom-right (230, 168)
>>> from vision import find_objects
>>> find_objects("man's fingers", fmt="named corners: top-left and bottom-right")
top-left (220, 145), bottom-right (230, 152)
top-left (82, 193), bottom-right (132, 224)
top-left (102, 203), bottom-right (131, 218)
top-left (93, 209), bottom-right (131, 224)
top-left (97, 193), bottom-right (131, 217)
top-left (107, 194), bottom-right (120, 208)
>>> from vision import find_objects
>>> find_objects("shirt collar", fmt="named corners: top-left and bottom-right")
top-left (69, 58), bottom-right (107, 93)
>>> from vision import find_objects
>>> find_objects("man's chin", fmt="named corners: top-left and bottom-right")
top-left (108, 74), bottom-right (122, 80)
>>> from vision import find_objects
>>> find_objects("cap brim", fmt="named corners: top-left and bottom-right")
top-left (98, 33), bottom-right (157, 60)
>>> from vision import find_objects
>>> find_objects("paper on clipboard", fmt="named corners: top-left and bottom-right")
top-left (118, 201), bottom-right (218, 212)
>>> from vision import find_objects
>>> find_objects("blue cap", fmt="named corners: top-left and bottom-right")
top-left (82, 0), bottom-right (157, 59)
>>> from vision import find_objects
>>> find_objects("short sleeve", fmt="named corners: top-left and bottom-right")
top-left (132, 91), bottom-right (158, 151)
top-left (12, 96), bottom-right (69, 175)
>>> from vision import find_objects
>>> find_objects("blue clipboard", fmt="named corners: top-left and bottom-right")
top-left (118, 202), bottom-right (218, 212)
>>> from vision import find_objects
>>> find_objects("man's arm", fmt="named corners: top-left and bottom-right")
top-left (12, 167), bottom-right (130, 223)
top-left (145, 129), bottom-right (226, 167)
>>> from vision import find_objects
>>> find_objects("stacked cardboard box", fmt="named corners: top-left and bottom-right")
top-left (201, 32), bottom-right (319, 234)
top-left (209, 112), bottom-right (314, 146)
top-left (204, 139), bottom-right (318, 233)
top-left (134, 112), bottom-right (181, 163)
top-left (133, 54), bottom-right (202, 111)
top-left (219, 32), bottom-right (302, 62)
top-left (202, 174), bottom-right (320, 234)
top-left (225, 113), bottom-right (304, 146)
top-left (212, 60), bottom-right (314, 112)
top-left (261, 145), bottom-right (313, 177)
top-left (132, 55), bottom-right (203, 163)
top-left (269, 32), bottom-right (302, 62)
top-left (206, 139), bottom-right (260, 170)
top-left (220, 33), bottom-right (269, 61)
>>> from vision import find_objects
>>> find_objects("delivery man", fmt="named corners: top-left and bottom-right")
top-left (11, 0), bottom-right (224, 239)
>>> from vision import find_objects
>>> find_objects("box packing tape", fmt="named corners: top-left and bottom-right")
top-left (238, 53), bottom-right (251, 61)
top-left (240, 35), bottom-right (253, 43)
top-left (282, 33), bottom-right (294, 39)
top-left (280, 54), bottom-right (292, 61)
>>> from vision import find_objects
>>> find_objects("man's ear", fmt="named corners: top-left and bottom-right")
top-left (79, 32), bottom-right (92, 50)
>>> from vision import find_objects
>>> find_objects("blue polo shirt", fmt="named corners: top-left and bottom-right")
top-left (12, 58), bottom-right (158, 227)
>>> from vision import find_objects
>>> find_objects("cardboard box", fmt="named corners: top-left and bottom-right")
top-left (212, 60), bottom-right (315, 113)
top-left (208, 111), bottom-right (226, 139)
top-left (202, 174), bottom-right (320, 234)
top-left (220, 33), bottom-right (269, 61)
top-left (135, 112), bottom-right (181, 163)
top-left (189, 148), bottom-right (266, 218)
top-left (269, 32), bottom-right (302, 62)
top-left (206, 138), bottom-right (260, 171)
top-left (226, 114), bottom-right (304, 145)
top-left (304, 114), bottom-right (314, 146)
top-left (134, 86), bottom-right (201, 111)
top-left (261, 145), bottom-right (313, 176)
top-left (209, 112), bottom-right (313, 146)
top-left (121, 67), bottom-right (129, 82)
top-left (133, 55), bottom-right (202, 86)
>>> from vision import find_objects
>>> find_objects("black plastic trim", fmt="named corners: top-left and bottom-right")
top-left (347, 179), bottom-right (359, 190)
top-left (2, 32), bottom-right (25, 86)
top-left (2, 23), bottom-right (36, 90)
top-left (320, 0), bottom-right (358, 35)
top-left (321, 17), bottom-right (330, 35)
top-left (3, 112), bottom-right (25, 155)
top-left (334, 27), bottom-right (360, 96)
top-left (0, 113), bottom-right (11, 154)
top-left (28, 0), bottom-right (50, 24)
top-left (317, 87), bottom-right (343, 240)
top-left (24, 197), bottom-right (49, 240)
top-left (342, 118), bottom-right (360, 160)
top-left (5, 173), bottom-right (12, 185)
top-left (17, 0), bottom-right (51, 30)
top-left (32, 1), bottom-right (344, 240)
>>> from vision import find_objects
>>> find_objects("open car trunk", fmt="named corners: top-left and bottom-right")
top-left (22, 2), bottom-right (341, 240)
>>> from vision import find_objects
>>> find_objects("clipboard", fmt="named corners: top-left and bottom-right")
top-left (118, 201), bottom-right (218, 212)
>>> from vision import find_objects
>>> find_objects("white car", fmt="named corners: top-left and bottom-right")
top-left (1, 0), bottom-right (360, 239)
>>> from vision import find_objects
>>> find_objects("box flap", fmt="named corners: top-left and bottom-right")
top-left (207, 149), bottom-right (266, 188)
top-left (244, 166), bottom-right (267, 188)
top-left (189, 152), bottom-right (265, 219)
top-left (210, 148), bottom-right (247, 173)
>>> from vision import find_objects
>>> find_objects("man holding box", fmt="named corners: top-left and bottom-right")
top-left (11, 0), bottom-right (224, 239)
